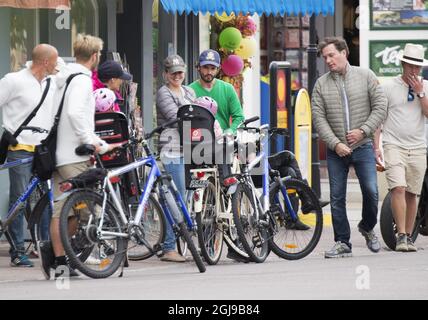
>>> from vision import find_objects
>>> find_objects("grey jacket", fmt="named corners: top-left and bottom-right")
top-left (156, 85), bottom-right (195, 155)
top-left (311, 64), bottom-right (387, 151)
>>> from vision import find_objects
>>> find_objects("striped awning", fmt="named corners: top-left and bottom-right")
top-left (160, 0), bottom-right (335, 16)
top-left (0, 0), bottom-right (70, 9)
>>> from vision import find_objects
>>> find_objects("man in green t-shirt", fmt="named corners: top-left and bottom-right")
top-left (189, 49), bottom-right (244, 133)
top-left (190, 50), bottom-right (249, 263)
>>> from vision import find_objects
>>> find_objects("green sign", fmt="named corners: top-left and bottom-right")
top-left (369, 40), bottom-right (428, 77)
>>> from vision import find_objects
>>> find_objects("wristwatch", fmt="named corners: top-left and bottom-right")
top-left (359, 128), bottom-right (366, 137)
top-left (417, 92), bottom-right (426, 98)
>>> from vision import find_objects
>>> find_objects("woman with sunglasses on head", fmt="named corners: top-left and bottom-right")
top-left (156, 54), bottom-right (195, 262)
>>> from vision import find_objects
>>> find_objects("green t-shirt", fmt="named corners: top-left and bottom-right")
top-left (189, 79), bottom-right (244, 133)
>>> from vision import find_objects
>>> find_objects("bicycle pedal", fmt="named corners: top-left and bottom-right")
top-left (153, 243), bottom-right (164, 257)
top-left (252, 235), bottom-right (263, 248)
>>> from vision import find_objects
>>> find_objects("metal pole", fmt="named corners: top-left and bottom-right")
top-left (307, 14), bottom-right (321, 198)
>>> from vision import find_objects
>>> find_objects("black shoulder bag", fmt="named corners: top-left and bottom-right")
top-left (32, 73), bottom-right (82, 181)
top-left (0, 78), bottom-right (51, 164)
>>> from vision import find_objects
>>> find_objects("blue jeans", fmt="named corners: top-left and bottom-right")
top-left (161, 155), bottom-right (186, 252)
top-left (327, 142), bottom-right (379, 248)
top-left (7, 150), bottom-right (33, 256)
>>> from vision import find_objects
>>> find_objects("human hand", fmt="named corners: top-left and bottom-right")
top-left (374, 148), bottom-right (383, 167)
top-left (346, 129), bottom-right (365, 146)
top-left (407, 73), bottom-right (424, 95)
top-left (334, 142), bottom-right (352, 157)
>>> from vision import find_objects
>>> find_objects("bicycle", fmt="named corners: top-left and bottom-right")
top-left (230, 118), bottom-right (323, 262)
top-left (58, 119), bottom-right (206, 279)
top-left (0, 126), bottom-right (54, 259)
top-left (380, 155), bottom-right (428, 250)
top-left (176, 104), bottom-right (249, 264)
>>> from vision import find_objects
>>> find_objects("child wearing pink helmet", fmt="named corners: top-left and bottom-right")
top-left (194, 96), bottom-right (223, 140)
top-left (93, 88), bottom-right (117, 113)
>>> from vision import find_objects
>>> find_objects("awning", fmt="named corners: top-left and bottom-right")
top-left (160, 0), bottom-right (335, 17)
top-left (0, 0), bottom-right (70, 9)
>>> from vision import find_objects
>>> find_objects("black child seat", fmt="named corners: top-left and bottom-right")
top-left (251, 150), bottom-right (300, 188)
top-left (94, 111), bottom-right (140, 198)
top-left (94, 111), bottom-right (130, 168)
top-left (177, 104), bottom-right (217, 189)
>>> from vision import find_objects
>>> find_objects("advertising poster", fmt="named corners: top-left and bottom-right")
top-left (371, 0), bottom-right (428, 29)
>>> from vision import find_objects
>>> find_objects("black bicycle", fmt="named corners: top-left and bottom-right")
top-left (380, 155), bottom-right (428, 250)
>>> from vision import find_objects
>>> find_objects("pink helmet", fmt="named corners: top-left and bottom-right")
top-left (93, 88), bottom-right (116, 112)
top-left (194, 96), bottom-right (218, 115)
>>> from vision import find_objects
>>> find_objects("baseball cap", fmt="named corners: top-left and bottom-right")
top-left (98, 60), bottom-right (132, 81)
top-left (163, 54), bottom-right (186, 73)
top-left (198, 49), bottom-right (221, 67)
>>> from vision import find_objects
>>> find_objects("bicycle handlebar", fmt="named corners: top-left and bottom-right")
top-left (241, 116), bottom-right (259, 127)
top-left (144, 118), bottom-right (180, 140)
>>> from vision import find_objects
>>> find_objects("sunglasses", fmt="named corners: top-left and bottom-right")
top-left (408, 87), bottom-right (414, 102)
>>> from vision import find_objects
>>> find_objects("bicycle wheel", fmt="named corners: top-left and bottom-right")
top-left (25, 182), bottom-right (47, 246)
top-left (269, 178), bottom-right (323, 260)
top-left (161, 184), bottom-right (205, 272)
top-left (380, 191), bottom-right (419, 250)
top-left (59, 190), bottom-right (127, 279)
top-left (177, 222), bottom-right (206, 273)
top-left (231, 182), bottom-right (269, 263)
top-left (195, 181), bottom-right (223, 265)
top-left (127, 194), bottom-right (166, 261)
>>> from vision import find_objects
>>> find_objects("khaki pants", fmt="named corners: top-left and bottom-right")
top-left (52, 161), bottom-right (93, 218)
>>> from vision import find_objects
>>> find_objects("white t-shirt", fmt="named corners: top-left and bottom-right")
top-left (382, 76), bottom-right (428, 149)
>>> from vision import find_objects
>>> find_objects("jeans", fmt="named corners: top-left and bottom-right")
top-left (327, 142), bottom-right (379, 248)
top-left (161, 155), bottom-right (186, 252)
top-left (7, 150), bottom-right (33, 256)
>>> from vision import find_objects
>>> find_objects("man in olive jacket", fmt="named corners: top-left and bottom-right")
top-left (312, 37), bottom-right (387, 258)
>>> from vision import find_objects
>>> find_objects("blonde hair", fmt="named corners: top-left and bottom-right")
top-left (73, 34), bottom-right (103, 62)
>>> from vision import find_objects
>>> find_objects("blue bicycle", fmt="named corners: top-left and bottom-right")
top-left (0, 126), bottom-right (53, 257)
top-left (58, 119), bottom-right (206, 279)
top-left (230, 118), bottom-right (323, 262)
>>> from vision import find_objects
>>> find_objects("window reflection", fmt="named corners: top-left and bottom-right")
top-left (10, 9), bottom-right (37, 71)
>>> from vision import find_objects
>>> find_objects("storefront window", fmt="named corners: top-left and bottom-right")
top-left (10, 9), bottom-right (37, 71)
top-left (71, 0), bottom-right (99, 46)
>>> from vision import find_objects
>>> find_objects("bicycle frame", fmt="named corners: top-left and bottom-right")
top-left (238, 125), bottom-right (298, 224)
top-left (94, 153), bottom-right (195, 241)
top-left (0, 156), bottom-right (54, 250)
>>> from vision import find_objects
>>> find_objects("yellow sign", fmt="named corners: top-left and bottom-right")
top-left (294, 89), bottom-right (312, 186)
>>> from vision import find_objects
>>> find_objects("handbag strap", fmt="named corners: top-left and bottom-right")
top-left (51, 73), bottom-right (84, 128)
top-left (13, 77), bottom-right (51, 138)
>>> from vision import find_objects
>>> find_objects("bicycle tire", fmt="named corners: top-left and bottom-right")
top-left (178, 222), bottom-right (206, 273)
top-left (128, 194), bottom-right (166, 261)
top-left (380, 191), bottom-right (419, 250)
top-left (268, 178), bottom-right (323, 260)
top-left (28, 192), bottom-right (49, 244)
top-left (59, 190), bottom-right (127, 279)
top-left (231, 182), bottom-right (269, 263)
top-left (195, 181), bottom-right (224, 265)
top-left (25, 182), bottom-right (46, 245)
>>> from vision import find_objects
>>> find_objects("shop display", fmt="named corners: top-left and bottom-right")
top-left (210, 13), bottom-right (258, 97)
